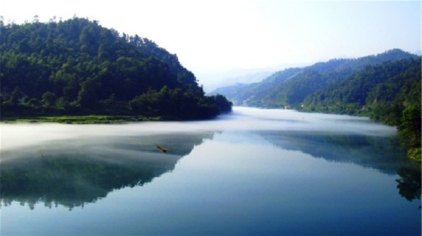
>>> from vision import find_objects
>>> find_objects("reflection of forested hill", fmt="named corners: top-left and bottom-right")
top-left (258, 131), bottom-right (420, 201)
top-left (0, 132), bottom-right (213, 209)
top-left (259, 131), bottom-right (407, 174)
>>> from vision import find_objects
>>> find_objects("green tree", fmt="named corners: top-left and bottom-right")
top-left (41, 91), bottom-right (56, 108)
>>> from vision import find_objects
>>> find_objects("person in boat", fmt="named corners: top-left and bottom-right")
top-left (156, 145), bottom-right (168, 153)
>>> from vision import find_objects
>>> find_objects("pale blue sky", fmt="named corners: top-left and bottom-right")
top-left (1, 0), bottom-right (420, 86)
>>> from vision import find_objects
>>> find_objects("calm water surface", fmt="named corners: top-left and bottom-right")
top-left (0, 107), bottom-right (420, 235)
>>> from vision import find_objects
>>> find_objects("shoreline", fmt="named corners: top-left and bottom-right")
top-left (0, 115), bottom-right (161, 124)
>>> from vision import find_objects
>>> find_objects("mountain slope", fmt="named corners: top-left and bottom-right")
top-left (211, 67), bottom-right (302, 106)
top-left (214, 49), bottom-right (417, 108)
top-left (0, 18), bottom-right (231, 120)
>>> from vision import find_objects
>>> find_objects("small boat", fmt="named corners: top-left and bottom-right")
top-left (156, 145), bottom-right (168, 153)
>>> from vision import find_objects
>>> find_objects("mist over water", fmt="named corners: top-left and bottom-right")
top-left (0, 107), bottom-right (396, 152)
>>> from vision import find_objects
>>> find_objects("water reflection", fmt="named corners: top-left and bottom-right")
top-left (1, 108), bottom-right (419, 235)
top-left (396, 167), bottom-right (421, 202)
top-left (0, 132), bottom-right (213, 209)
top-left (258, 131), bottom-right (421, 201)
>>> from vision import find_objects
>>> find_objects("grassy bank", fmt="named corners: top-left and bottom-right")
top-left (0, 115), bottom-right (161, 124)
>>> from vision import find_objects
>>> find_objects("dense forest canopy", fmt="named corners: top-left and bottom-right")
top-left (0, 18), bottom-right (232, 120)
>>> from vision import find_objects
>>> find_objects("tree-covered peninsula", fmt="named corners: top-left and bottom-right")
top-left (0, 18), bottom-right (232, 121)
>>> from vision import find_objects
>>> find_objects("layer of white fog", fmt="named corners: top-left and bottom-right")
top-left (0, 107), bottom-right (397, 152)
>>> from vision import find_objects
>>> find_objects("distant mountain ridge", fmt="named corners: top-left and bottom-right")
top-left (212, 49), bottom-right (417, 108)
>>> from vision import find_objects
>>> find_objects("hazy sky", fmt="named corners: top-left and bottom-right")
top-left (1, 0), bottom-right (420, 86)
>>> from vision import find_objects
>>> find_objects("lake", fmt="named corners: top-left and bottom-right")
top-left (0, 107), bottom-right (420, 236)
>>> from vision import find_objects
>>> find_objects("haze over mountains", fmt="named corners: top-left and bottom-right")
top-left (199, 63), bottom-right (308, 92)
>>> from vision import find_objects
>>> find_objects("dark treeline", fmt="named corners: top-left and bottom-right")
top-left (0, 18), bottom-right (231, 120)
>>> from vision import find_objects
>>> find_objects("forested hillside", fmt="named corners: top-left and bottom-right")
top-left (214, 49), bottom-right (417, 108)
top-left (0, 18), bottom-right (231, 120)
